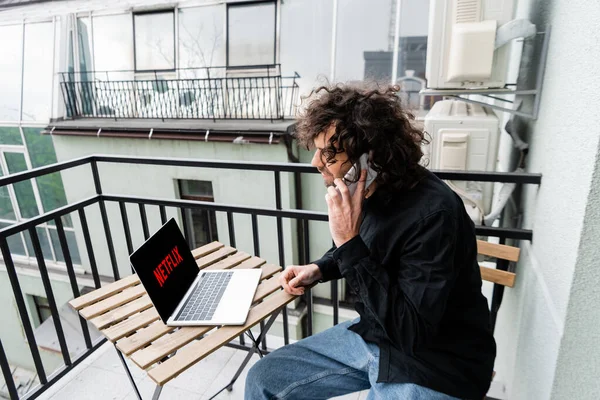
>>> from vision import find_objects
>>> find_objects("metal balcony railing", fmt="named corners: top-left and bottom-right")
top-left (59, 65), bottom-right (300, 121)
top-left (0, 155), bottom-right (541, 399)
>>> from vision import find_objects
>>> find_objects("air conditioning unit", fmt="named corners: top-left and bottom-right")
top-left (424, 100), bottom-right (500, 223)
top-left (425, 0), bottom-right (517, 89)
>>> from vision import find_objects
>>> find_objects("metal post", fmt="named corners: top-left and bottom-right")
top-left (274, 171), bottom-right (290, 344)
top-left (159, 205), bottom-right (167, 225)
top-left (0, 238), bottom-right (47, 384)
top-left (29, 227), bottom-right (72, 366)
top-left (391, 0), bottom-right (402, 83)
top-left (91, 159), bottom-right (120, 280)
top-left (119, 201), bottom-right (134, 255)
top-left (1, 340), bottom-right (19, 400)
top-left (78, 207), bottom-right (102, 288)
top-left (139, 203), bottom-right (150, 240)
top-left (330, 0), bottom-right (339, 82)
top-left (250, 214), bottom-right (267, 350)
top-left (303, 219), bottom-right (313, 336)
top-left (56, 217), bottom-right (93, 349)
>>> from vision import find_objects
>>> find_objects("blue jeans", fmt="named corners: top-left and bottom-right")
top-left (245, 318), bottom-right (459, 399)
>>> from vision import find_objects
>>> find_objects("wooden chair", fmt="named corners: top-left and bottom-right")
top-left (476, 239), bottom-right (520, 399)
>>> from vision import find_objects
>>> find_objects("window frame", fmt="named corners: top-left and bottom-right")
top-left (132, 9), bottom-right (177, 73)
top-left (178, 180), bottom-right (218, 248)
top-left (226, 0), bottom-right (278, 68)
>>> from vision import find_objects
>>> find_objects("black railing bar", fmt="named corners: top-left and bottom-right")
top-left (55, 217), bottom-right (93, 350)
top-left (99, 198), bottom-right (120, 279)
top-left (273, 171), bottom-right (290, 345)
top-left (226, 211), bottom-right (244, 346)
top-left (0, 238), bottom-right (48, 384)
top-left (119, 202), bottom-right (134, 255)
top-left (0, 156), bottom-right (91, 187)
top-left (0, 340), bottom-right (18, 400)
top-left (20, 337), bottom-right (107, 400)
top-left (139, 204), bottom-right (150, 240)
top-left (0, 196), bottom-right (100, 237)
top-left (476, 226), bottom-right (533, 241)
top-left (303, 219), bottom-right (313, 336)
top-left (431, 169), bottom-right (542, 184)
top-left (103, 194), bottom-right (329, 221)
top-left (331, 280), bottom-right (339, 326)
top-left (159, 205), bottom-right (167, 225)
top-left (92, 155), bottom-right (542, 184)
top-left (180, 206), bottom-right (191, 247)
top-left (29, 227), bottom-right (72, 366)
top-left (226, 211), bottom-right (236, 248)
top-left (251, 214), bottom-right (260, 257)
top-left (60, 64), bottom-right (283, 76)
top-left (78, 208), bottom-right (102, 289)
top-left (61, 76), bottom-right (301, 86)
top-left (101, 194), bottom-right (534, 241)
top-left (250, 213), bottom-right (268, 351)
top-left (92, 160), bottom-right (120, 281)
top-left (92, 155), bottom-right (318, 174)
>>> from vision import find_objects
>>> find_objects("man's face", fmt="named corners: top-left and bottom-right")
top-left (310, 126), bottom-right (352, 187)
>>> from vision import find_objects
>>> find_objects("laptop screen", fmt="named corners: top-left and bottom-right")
top-left (129, 218), bottom-right (199, 322)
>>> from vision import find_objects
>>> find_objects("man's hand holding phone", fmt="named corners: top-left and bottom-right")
top-left (326, 169), bottom-right (368, 248)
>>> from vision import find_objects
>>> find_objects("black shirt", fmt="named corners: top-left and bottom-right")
top-left (313, 170), bottom-right (496, 399)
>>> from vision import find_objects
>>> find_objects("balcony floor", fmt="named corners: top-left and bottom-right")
top-left (37, 341), bottom-right (368, 400)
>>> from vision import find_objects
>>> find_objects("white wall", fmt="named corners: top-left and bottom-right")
top-left (492, 0), bottom-right (600, 398)
top-left (551, 139), bottom-right (600, 398)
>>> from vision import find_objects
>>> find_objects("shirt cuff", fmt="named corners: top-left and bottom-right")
top-left (332, 235), bottom-right (370, 275)
top-left (313, 257), bottom-right (339, 283)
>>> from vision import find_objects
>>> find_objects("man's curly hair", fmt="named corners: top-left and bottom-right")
top-left (295, 83), bottom-right (428, 193)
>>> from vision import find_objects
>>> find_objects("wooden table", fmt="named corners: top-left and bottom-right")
top-left (69, 241), bottom-right (295, 400)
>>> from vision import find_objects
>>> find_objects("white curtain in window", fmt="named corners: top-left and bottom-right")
top-left (93, 14), bottom-right (134, 77)
top-left (228, 2), bottom-right (276, 67)
top-left (179, 5), bottom-right (225, 77)
top-left (22, 22), bottom-right (54, 122)
top-left (134, 12), bottom-right (175, 71)
top-left (0, 24), bottom-right (23, 121)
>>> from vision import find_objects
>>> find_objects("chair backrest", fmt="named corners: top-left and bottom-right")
top-left (476, 240), bottom-right (520, 288)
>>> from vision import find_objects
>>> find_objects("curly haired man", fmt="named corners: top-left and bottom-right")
top-left (245, 84), bottom-right (496, 400)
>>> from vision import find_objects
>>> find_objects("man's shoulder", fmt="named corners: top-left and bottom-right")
top-left (384, 170), bottom-right (463, 220)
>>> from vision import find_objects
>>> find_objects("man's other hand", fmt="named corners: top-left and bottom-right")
top-left (280, 264), bottom-right (322, 296)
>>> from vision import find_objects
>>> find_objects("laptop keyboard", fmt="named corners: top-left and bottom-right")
top-left (175, 271), bottom-right (234, 322)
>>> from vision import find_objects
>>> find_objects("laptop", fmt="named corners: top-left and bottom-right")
top-left (129, 218), bottom-right (261, 326)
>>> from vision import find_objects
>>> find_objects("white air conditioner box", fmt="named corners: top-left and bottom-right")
top-left (426, 0), bottom-right (516, 89)
top-left (423, 100), bottom-right (500, 220)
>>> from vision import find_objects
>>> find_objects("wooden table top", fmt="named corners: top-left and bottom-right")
top-left (68, 241), bottom-right (295, 386)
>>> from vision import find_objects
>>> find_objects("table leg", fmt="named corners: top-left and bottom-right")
top-left (151, 385), bottom-right (163, 400)
top-left (206, 309), bottom-right (282, 400)
top-left (115, 345), bottom-right (170, 400)
top-left (115, 345), bottom-right (143, 400)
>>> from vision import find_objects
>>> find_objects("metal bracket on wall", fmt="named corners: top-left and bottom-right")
top-left (420, 27), bottom-right (551, 120)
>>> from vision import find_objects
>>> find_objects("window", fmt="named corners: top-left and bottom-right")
top-left (93, 14), bottom-right (134, 73)
top-left (0, 25), bottom-right (23, 121)
top-left (179, 180), bottom-right (218, 249)
top-left (0, 128), bottom-right (81, 265)
top-left (227, 1), bottom-right (276, 67)
top-left (22, 22), bottom-right (54, 122)
top-left (134, 10), bottom-right (175, 71)
top-left (32, 295), bottom-right (52, 327)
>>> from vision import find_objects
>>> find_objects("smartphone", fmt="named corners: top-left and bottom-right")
top-left (341, 153), bottom-right (378, 197)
